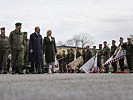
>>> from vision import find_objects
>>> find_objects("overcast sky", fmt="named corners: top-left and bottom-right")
top-left (0, 0), bottom-right (133, 47)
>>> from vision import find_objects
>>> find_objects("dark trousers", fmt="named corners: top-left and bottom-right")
top-left (126, 56), bottom-right (133, 71)
top-left (119, 58), bottom-right (124, 71)
top-left (30, 61), bottom-right (42, 74)
top-left (111, 61), bottom-right (117, 72)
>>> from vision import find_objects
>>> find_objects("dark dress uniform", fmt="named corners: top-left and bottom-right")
top-left (9, 29), bottom-right (25, 74)
top-left (0, 34), bottom-right (9, 73)
top-left (122, 42), bottom-right (133, 71)
top-left (111, 44), bottom-right (117, 72)
top-left (43, 36), bottom-right (57, 73)
top-left (29, 33), bottom-right (43, 74)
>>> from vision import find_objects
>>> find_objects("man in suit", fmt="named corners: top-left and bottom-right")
top-left (43, 30), bottom-right (57, 74)
top-left (29, 26), bottom-right (43, 74)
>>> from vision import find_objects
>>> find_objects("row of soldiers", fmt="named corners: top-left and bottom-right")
top-left (0, 23), bottom-right (133, 74)
top-left (0, 23), bottom-right (30, 74)
top-left (56, 37), bottom-right (133, 73)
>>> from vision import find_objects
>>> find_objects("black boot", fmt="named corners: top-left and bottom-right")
top-left (12, 67), bottom-right (16, 74)
top-left (18, 67), bottom-right (24, 74)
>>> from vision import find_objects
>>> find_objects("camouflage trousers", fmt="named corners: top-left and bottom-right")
top-left (0, 50), bottom-right (8, 72)
top-left (103, 56), bottom-right (109, 71)
top-left (11, 50), bottom-right (24, 68)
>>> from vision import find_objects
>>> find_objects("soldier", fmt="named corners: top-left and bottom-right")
top-left (23, 32), bottom-right (30, 74)
top-left (0, 27), bottom-right (9, 74)
top-left (66, 49), bottom-right (70, 65)
top-left (82, 47), bottom-right (86, 64)
top-left (103, 41), bottom-right (110, 73)
top-left (111, 40), bottom-right (117, 73)
top-left (85, 46), bottom-right (92, 63)
top-left (92, 46), bottom-right (97, 57)
top-left (69, 49), bottom-right (74, 63)
top-left (62, 50), bottom-right (67, 72)
top-left (122, 38), bottom-right (133, 71)
top-left (76, 48), bottom-right (81, 59)
top-left (9, 23), bottom-right (24, 74)
top-left (97, 44), bottom-right (103, 69)
top-left (118, 37), bottom-right (125, 71)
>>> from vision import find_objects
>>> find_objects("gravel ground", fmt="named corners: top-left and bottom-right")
top-left (0, 73), bottom-right (133, 100)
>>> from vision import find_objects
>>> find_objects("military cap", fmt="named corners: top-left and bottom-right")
top-left (112, 40), bottom-right (116, 42)
top-left (93, 46), bottom-right (96, 47)
top-left (120, 37), bottom-right (123, 40)
top-left (104, 41), bottom-right (107, 43)
top-left (15, 22), bottom-right (22, 26)
top-left (24, 32), bottom-right (27, 35)
top-left (127, 38), bottom-right (131, 40)
top-left (0, 27), bottom-right (5, 30)
top-left (99, 44), bottom-right (102, 46)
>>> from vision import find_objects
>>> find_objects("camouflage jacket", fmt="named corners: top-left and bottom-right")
top-left (103, 45), bottom-right (110, 58)
top-left (110, 45), bottom-right (117, 56)
top-left (0, 35), bottom-right (9, 51)
top-left (9, 29), bottom-right (24, 50)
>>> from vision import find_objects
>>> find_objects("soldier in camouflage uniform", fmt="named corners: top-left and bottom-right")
top-left (23, 32), bottom-right (30, 74)
top-left (118, 37), bottom-right (125, 71)
top-left (9, 23), bottom-right (24, 74)
top-left (103, 41), bottom-right (110, 73)
top-left (91, 46), bottom-right (97, 57)
top-left (76, 48), bottom-right (81, 59)
top-left (97, 44), bottom-right (103, 69)
top-left (111, 40), bottom-right (117, 73)
top-left (0, 27), bottom-right (9, 74)
top-left (122, 38), bottom-right (133, 71)
top-left (82, 47), bottom-right (86, 64)
top-left (85, 46), bottom-right (92, 63)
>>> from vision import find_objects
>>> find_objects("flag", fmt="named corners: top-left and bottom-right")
top-left (80, 54), bottom-right (98, 73)
top-left (54, 59), bottom-right (59, 72)
top-left (68, 56), bottom-right (83, 70)
top-left (103, 46), bottom-right (126, 65)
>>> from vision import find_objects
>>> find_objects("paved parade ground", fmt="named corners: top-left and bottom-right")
top-left (0, 74), bottom-right (133, 100)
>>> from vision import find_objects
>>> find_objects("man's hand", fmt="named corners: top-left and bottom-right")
top-left (30, 50), bottom-right (33, 53)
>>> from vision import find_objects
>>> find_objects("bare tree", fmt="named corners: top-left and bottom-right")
top-left (56, 40), bottom-right (66, 46)
top-left (79, 33), bottom-right (94, 47)
top-left (130, 34), bottom-right (133, 39)
top-left (57, 33), bottom-right (94, 47)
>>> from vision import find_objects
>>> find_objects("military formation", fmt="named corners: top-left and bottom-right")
top-left (0, 22), bottom-right (133, 74)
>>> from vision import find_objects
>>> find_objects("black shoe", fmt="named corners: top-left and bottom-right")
top-left (3, 71), bottom-right (8, 74)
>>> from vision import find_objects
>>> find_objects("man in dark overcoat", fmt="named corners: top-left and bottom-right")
top-left (29, 26), bottom-right (43, 74)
